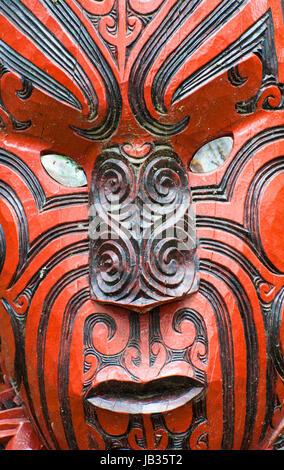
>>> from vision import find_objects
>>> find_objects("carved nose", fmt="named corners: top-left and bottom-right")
top-left (88, 143), bottom-right (198, 312)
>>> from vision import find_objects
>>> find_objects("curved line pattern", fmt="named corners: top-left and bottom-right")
top-left (152, 0), bottom-right (248, 113)
top-left (199, 236), bottom-right (277, 447)
top-left (36, 266), bottom-right (89, 449)
top-left (89, 145), bottom-right (196, 306)
top-left (0, 0), bottom-right (96, 116)
top-left (197, 215), bottom-right (282, 276)
top-left (0, 298), bottom-right (50, 449)
top-left (200, 259), bottom-right (259, 450)
top-left (0, 181), bottom-right (29, 289)
top-left (0, 149), bottom-right (45, 210)
top-left (259, 287), bottom-right (284, 441)
top-left (192, 126), bottom-right (284, 202)
top-left (0, 147), bottom-right (89, 448)
top-left (15, 240), bottom-right (89, 309)
top-left (83, 311), bottom-right (142, 386)
top-left (128, 0), bottom-right (203, 137)
top-left (268, 287), bottom-right (284, 380)
top-left (244, 156), bottom-right (284, 274)
top-left (58, 287), bottom-right (90, 450)
top-left (0, 149), bottom-right (88, 287)
top-left (172, 11), bottom-right (270, 105)
top-left (41, 0), bottom-right (122, 141)
top-left (0, 223), bottom-right (6, 275)
top-left (0, 40), bottom-right (81, 111)
top-left (0, 148), bottom-right (88, 214)
top-left (14, 222), bottom-right (88, 285)
top-left (43, 193), bottom-right (88, 211)
top-left (199, 238), bottom-right (271, 292)
top-left (172, 307), bottom-right (208, 383)
top-left (198, 280), bottom-right (235, 450)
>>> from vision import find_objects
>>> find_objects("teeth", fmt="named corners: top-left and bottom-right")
top-left (86, 385), bottom-right (204, 414)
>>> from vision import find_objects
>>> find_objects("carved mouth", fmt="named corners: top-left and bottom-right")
top-left (85, 376), bottom-right (204, 414)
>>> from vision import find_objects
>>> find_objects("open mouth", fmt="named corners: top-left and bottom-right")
top-left (85, 376), bottom-right (205, 414)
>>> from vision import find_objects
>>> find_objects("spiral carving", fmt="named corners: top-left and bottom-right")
top-left (89, 144), bottom-right (197, 309)
top-left (90, 152), bottom-right (137, 222)
top-left (141, 231), bottom-right (195, 299)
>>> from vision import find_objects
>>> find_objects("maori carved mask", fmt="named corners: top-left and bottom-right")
top-left (0, 0), bottom-right (283, 451)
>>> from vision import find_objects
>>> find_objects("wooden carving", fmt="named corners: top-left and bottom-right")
top-left (0, 0), bottom-right (283, 450)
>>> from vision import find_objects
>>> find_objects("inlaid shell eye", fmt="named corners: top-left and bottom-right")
top-left (41, 154), bottom-right (87, 187)
top-left (190, 136), bottom-right (233, 173)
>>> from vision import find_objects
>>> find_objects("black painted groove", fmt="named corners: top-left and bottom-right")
top-left (36, 265), bottom-right (89, 449)
top-left (192, 126), bottom-right (284, 202)
top-left (198, 279), bottom-right (235, 450)
top-left (58, 287), bottom-right (90, 450)
top-left (0, 181), bottom-right (29, 289)
top-left (172, 11), bottom-right (271, 104)
top-left (41, 0), bottom-right (122, 141)
top-left (16, 240), bottom-right (89, 304)
top-left (0, 40), bottom-right (81, 111)
top-left (0, 0), bottom-right (96, 115)
top-left (200, 259), bottom-right (259, 450)
top-left (0, 298), bottom-right (51, 449)
top-left (11, 221), bottom-right (88, 286)
top-left (0, 149), bottom-right (45, 210)
top-left (152, 0), bottom-right (248, 114)
top-left (0, 224), bottom-right (6, 275)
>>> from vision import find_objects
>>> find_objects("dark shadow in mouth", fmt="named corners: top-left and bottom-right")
top-left (85, 376), bottom-right (205, 414)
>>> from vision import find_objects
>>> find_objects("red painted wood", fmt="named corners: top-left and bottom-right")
top-left (0, 0), bottom-right (283, 450)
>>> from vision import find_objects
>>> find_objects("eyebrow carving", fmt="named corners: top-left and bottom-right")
top-left (171, 10), bottom-right (273, 105)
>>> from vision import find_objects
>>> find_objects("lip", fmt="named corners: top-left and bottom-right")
top-left (85, 376), bottom-right (205, 414)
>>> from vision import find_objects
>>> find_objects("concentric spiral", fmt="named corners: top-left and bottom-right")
top-left (90, 226), bottom-right (138, 302)
top-left (139, 149), bottom-right (190, 219)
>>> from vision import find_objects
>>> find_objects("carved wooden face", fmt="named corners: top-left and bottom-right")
top-left (0, 0), bottom-right (283, 450)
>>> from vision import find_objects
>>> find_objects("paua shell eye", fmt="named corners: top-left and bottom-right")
top-left (190, 136), bottom-right (233, 173)
top-left (41, 154), bottom-right (87, 187)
